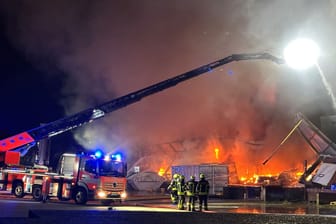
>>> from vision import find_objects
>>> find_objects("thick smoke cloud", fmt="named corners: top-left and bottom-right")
top-left (1, 0), bottom-right (336, 177)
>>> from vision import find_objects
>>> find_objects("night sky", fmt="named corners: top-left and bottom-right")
top-left (0, 14), bottom-right (64, 137)
top-left (1, 1), bottom-right (336, 174)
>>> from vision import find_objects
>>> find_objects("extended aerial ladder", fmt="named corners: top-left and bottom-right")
top-left (0, 53), bottom-right (284, 158)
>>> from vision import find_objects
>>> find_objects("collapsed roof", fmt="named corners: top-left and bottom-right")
top-left (295, 112), bottom-right (336, 186)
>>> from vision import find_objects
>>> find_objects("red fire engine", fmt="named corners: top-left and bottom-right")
top-left (0, 53), bottom-right (282, 204)
top-left (0, 151), bottom-right (48, 199)
top-left (0, 149), bottom-right (127, 205)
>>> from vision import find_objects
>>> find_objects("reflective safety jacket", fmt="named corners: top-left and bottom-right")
top-left (167, 179), bottom-right (178, 191)
top-left (186, 179), bottom-right (197, 196)
top-left (177, 179), bottom-right (186, 196)
top-left (196, 179), bottom-right (209, 196)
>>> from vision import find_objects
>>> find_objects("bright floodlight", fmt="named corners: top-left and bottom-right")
top-left (283, 38), bottom-right (320, 70)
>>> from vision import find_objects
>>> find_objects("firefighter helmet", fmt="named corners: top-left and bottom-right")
top-left (173, 174), bottom-right (179, 179)
top-left (200, 173), bottom-right (205, 179)
top-left (190, 175), bottom-right (195, 180)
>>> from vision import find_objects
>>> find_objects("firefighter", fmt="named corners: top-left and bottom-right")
top-left (167, 173), bottom-right (179, 204)
top-left (42, 175), bottom-right (51, 203)
top-left (196, 173), bottom-right (210, 211)
top-left (176, 174), bottom-right (186, 210)
top-left (185, 175), bottom-right (197, 211)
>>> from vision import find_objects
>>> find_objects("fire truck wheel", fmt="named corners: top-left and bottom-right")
top-left (13, 183), bottom-right (25, 198)
top-left (74, 188), bottom-right (88, 205)
top-left (32, 185), bottom-right (43, 201)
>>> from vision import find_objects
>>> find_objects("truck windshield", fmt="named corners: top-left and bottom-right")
top-left (97, 160), bottom-right (126, 177)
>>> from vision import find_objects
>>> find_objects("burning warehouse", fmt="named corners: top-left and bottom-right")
top-left (2, 0), bottom-right (336, 208)
top-left (126, 112), bottom-right (336, 204)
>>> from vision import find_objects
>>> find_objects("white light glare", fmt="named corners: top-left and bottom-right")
top-left (97, 191), bottom-right (107, 198)
top-left (121, 191), bottom-right (127, 199)
top-left (283, 38), bottom-right (320, 70)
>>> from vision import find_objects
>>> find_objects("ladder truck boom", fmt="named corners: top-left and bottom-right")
top-left (0, 53), bottom-right (284, 152)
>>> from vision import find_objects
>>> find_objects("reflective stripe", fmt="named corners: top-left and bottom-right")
top-left (0, 132), bottom-right (35, 151)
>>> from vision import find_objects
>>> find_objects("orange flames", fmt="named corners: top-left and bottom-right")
top-left (158, 168), bottom-right (165, 176)
top-left (155, 135), bottom-right (316, 186)
top-left (214, 147), bottom-right (219, 160)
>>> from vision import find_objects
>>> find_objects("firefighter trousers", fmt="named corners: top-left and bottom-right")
top-left (198, 195), bottom-right (208, 211)
top-left (186, 195), bottom-right (196, 211)
top-left (177, 194), bottom-right (185, 210)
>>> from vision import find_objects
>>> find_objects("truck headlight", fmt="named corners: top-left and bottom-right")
top-left (121, 191), bottom-right (127, 199)
top-left (97, 191), bottom-right (107, 198)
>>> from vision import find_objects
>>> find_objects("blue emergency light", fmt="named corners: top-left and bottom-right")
top-left (111, 153), bottom-right (122, 162)
top-left (94, 150), bottom-right (104, 159)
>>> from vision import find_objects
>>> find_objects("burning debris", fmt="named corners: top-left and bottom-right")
top-left (123, 111), bottom-right (336, 198)
top-left (126, 130), bottom-right (315, 190)
top-left (1, 1), bottom-right (336, 201)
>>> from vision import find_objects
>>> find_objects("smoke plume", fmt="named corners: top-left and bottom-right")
top-left (1, 0), bottom-right (336, 177)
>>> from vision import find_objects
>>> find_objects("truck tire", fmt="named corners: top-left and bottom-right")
top-left (32, 185), bottom-right (43, 201)
top-left (74, 188), bottom-right (88, 205)
top-left (13, 182), bottom-right (25, 198)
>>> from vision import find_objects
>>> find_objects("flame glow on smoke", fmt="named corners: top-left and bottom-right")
top-left (1, 1), bottom-right (334, 185)
top-left (150, 135), bottom-right (316, 186)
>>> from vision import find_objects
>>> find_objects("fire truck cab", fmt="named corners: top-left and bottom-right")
top-left (0, 150), bottom-right (127, 205)
top-left (52, 151), bottom-right (128, 205)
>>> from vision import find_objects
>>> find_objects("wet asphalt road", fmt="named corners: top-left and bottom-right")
top-left (1, 193), bottom-right (336, 223)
